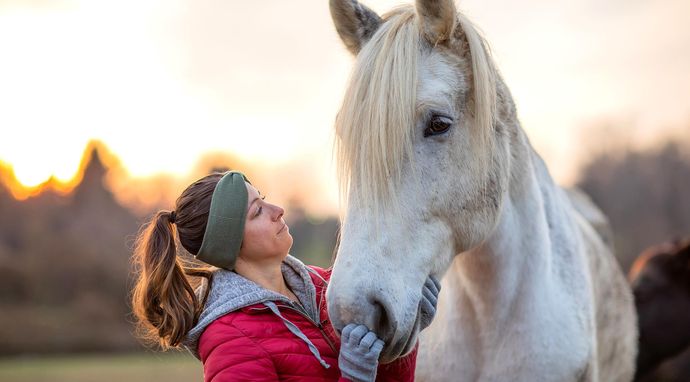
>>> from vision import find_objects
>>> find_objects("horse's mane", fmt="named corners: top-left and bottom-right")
top-left (334, 6), bottom-right (497, 215)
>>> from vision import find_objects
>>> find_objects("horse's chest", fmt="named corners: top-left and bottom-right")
top-left (484, 321), bottom-right (591, 381)
top-left (419, 328), bottom-right (591, 381)
top-left (492, 300), bottom-right (592, 380)
top-left (418, 290), bottom-right (593, 381)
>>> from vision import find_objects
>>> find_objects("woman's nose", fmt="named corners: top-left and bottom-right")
top-left (271, 204), bottom-right (285, 221)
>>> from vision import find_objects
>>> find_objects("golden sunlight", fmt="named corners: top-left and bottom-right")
top-left (7, 141), bottom-right (87, 188)
top-left (0, 141), bottom-right (118, 200)
top-left (0, 1), bottom-right (333, 191)
top-left (0, 0), bottom-right (688, 209)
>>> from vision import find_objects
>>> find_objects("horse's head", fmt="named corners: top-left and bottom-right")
top-left (630, 238), bottom-right (690, 377)
top-left (327, 0), bottom-right (515, 362)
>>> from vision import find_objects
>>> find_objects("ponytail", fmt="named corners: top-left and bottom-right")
top-left (131, 210), bottom-right (211, 349)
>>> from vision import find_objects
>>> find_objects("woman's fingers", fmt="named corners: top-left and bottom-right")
top-left (341, 323), bottom-right (357, 341)
top-left (342, 323), bottom-right (385, 354)
top-left (370, 339), bottom-right (385, 356)
top-left (425, 276), bottom-right (440, 296)
top-left (348, 324), bottom-right (369, 346)
top-left (422, 286), bottom-right (438, 306)
top-left (360, 331), bottom-right (378, 349)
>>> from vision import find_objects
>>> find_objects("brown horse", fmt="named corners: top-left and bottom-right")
top-left (629, 238), bottom-right (690, 381)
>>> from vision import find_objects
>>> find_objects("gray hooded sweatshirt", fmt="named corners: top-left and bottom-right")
top-left (183, 255), bottom-right (331, 368)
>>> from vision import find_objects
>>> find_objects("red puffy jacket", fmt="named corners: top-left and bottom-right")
top-left (197, 266), bottom-right (417, 381)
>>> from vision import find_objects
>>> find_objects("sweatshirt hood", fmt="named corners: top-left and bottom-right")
top-left (183, 255), bottom-right (323, 359)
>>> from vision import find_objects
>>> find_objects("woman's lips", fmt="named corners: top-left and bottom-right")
top-left (277, 223), bottom-right (287, 235)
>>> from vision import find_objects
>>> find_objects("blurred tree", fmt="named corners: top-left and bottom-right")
top-left (0, 144), bottom-right (341, 355)
top-left (577, 140), bottom-right (690, 271)
top-left (284, 201), bottom-right (339, 269)
top-left (0, 146), bottom-right (140, 354)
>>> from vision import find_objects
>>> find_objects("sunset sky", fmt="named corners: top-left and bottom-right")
top-left (0, 0), bottom-right (688, 214)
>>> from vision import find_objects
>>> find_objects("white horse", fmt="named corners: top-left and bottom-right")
top-left (325, 1), bottom-right (637, 381)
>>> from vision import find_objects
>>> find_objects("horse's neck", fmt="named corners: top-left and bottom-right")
top-left (418, 126), bottom-right (602, 379)
top-left (451, 134), bottom-right (580, 342)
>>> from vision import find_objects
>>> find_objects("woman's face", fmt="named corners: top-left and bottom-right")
top-left (237, 183), bottom-right (293, 263)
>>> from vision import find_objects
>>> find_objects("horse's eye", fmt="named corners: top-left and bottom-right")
top-left (424, 115), bottom-right (453, 137)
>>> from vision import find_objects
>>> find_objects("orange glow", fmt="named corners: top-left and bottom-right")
top-left (0, 162), bottom-right (74, 200)
top-left (0, 140), bottom-right (338, 218)
top-left (0, 140), bottom-right (121, 201)
top-left (1, 1), bottom-right (687, 216)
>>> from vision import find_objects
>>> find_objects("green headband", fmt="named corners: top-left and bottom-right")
top-left (196, 171), bottom-right (250, 270)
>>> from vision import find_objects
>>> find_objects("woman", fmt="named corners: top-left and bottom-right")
top-left (131, 171), bottom-right (440, 381)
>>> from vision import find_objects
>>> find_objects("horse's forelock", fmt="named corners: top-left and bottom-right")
top-left (334, 6), bottom-right (498, 217)
top-left (335, 6), bottom-right (419, 216)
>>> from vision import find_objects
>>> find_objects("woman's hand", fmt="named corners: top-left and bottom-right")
top-left (419, 275), bottom-right (441, 330)
top-left (338, 323), bottom-right (384, 382)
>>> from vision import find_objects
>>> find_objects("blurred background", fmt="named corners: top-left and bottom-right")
top-left (0, 0), bottom-right (688, 380)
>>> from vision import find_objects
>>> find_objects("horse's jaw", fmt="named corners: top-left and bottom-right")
top-left (380, 311), bottom-right (426, 363)
top-left (327, 272), bottom-right (428, 363)
top-left (327, 211), bottom-right (454, 362)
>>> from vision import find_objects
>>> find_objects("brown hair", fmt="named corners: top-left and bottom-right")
top-left (131, 173), bottom-right (223, 349)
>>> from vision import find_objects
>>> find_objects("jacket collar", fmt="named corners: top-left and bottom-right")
top-left (183, 255), bottom-right (321, 358)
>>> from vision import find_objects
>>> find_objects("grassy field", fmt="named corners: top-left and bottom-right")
top-left (0, 352), bottom-right (202, 382)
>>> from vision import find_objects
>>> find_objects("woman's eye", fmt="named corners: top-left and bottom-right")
top-left (255, 195), bottom-right (266, 217)
top-left (424, 115), bottom-right (453, 137)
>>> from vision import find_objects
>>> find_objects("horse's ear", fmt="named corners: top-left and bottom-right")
top-left (415, 0), bottom-right (457, 45)
top-left (330, 0), bottom-right (382, 55)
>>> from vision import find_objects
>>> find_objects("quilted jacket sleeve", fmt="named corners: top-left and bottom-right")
top-left (199, 318), bottom-right (279, 382)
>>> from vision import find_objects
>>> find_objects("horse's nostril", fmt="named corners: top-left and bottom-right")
top-left (371, 298), bottom-right (394, 340)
